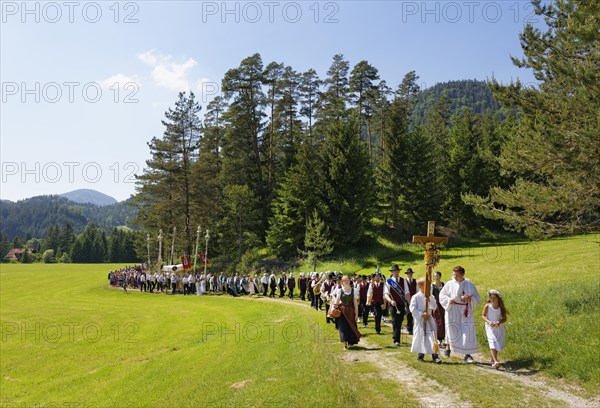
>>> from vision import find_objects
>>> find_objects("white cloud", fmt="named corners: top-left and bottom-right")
top-left (98, 74), bottom-right (140, 89)
top-left (137, 50), bottom-right (197, 92)
top-left (137, 50), bottom-right (158, 67)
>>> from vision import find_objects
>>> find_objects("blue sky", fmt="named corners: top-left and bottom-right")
top-left (1, 1), bottom-right (541, 202)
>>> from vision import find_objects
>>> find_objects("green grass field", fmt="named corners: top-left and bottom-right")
top-left (1, 234), bottom-right (599, 407)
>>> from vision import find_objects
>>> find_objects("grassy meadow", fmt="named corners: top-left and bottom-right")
top-left (1, 234), bottom-right (599, 407)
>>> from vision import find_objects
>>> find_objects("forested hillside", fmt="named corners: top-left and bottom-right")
top-left (411, 79), bottom-right (501, 125)
top-left (0, 195), bottom-right (137, 239)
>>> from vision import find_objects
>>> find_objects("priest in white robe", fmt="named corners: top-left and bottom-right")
top-left (439, 266), bottom-right (480, 362)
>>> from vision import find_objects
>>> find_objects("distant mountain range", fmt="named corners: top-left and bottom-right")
top-left (60, 189), bottom-right (118, 206)
top-left (0, 190), bottom-right (138, 240)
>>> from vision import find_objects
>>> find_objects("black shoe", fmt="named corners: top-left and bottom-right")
top-left (417, 354), bottom-right (425, 362)
top-left (433, 354), bottom-right (442, 364)
top-left (443, 349), bottom-right (451, 358)
top-left (464, 354), bottom-right (474, 363)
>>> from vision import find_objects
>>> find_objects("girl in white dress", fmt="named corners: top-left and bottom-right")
top-left (482, 289), bottom-right (508, 369)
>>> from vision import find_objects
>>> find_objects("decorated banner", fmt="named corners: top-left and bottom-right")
top-left (198, 252), bottom-right (209, 265)
top-left (181, 255), bottom-right (191, 269)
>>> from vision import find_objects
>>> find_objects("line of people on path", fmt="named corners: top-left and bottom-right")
top-left (107, 263), bottom-right (508, 368)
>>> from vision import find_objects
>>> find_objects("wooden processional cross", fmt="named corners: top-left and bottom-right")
top-left (412, 221), bottom-right (448, 346)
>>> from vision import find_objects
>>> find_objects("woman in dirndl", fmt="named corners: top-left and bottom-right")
top-left (331, 275), bottom-right (362, 350)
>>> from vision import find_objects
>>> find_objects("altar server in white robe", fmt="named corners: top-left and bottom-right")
top-left (439, 266), bottom-right (480, 363)
top-left (410, 278), bottom-right (442, 363)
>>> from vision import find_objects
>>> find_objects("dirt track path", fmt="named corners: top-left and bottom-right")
top-left (343, 336), bottom-right (471, 407)
top-left (245, 295), bottom-right (599, 407)
top-left (481, 363), bottom-right (600, 408)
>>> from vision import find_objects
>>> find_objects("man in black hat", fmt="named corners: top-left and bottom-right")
top-left (405, 268), bottom-right (417, 335)
top-left (384, 264), bottom-right (410, 346)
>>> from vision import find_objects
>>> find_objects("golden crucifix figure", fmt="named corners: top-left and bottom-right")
top-left (412, 221), bottom-right (448, 348)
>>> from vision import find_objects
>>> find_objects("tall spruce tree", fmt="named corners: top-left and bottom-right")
top-left (217, 184), bottom-right (262, 261)
top-left (375, 73), bottom-right (419, 231)
top-left (320, 119), bottom-right (373, 247)
top-left (421, 96), bottom-right (451, 224)
top-left (303, 209), bottom-right (334, 271)
top-left (315, 54), bottom-right (351, 133)
top-left (266, 138), bottom-right (322, 258)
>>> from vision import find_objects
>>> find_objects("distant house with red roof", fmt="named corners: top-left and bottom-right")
top-left (4, 248), bottom-right (31, 261)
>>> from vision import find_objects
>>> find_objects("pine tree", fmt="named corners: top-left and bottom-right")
top-left (264, 61), bottom-right (285, 188)
top-left (221, 54), bottom-right (267, 239)
top-left (464, 0), bottom-right (600, 237)
top-left (299, 69), bottom-right (321, 140)
top-left (191, 96), bottom-right (226, 239)
top-left (350, 60), bottom-right (380, 149)
top-left (134, 92), bottom-right (202, 255)
top-left (277, 66), bottom-right (302, 171)
top-left (372, 80), bottom-right (392, 163)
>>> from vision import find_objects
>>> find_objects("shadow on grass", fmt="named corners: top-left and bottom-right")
top-left (499, 358), bottom-right (544, 376)
top-left (349, 345), bottom-right (383, 351)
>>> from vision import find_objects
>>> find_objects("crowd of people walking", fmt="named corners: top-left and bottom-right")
top-left (107, 263), bottom-right (507, 367)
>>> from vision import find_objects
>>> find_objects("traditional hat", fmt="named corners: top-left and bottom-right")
top-left (405, 268), bottom-right (414, 275)
top-left (389, 264), bottom-right (402, 272)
